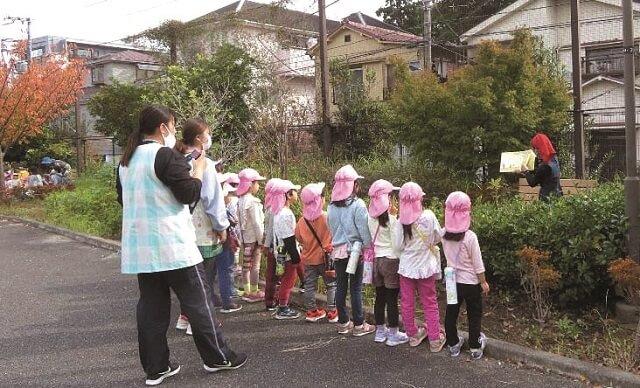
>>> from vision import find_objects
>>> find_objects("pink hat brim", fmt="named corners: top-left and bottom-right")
top-left (368, 195), bottom-right (390, 218)
top-left (331, 180), bottom-right (355, 202)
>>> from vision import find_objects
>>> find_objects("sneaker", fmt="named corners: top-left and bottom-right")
top-left (449, 335), bottom-right (465, 357)
top-left (175, 315), bottom-right (189, 330)
top-left (430, 334), bottom-right (446, 353)
top-left (326, 309), bottom-right (339, 323)
top-left (298, 287), bottom-right (306, 293)
top-left (186, 324), bottom-right (192, 336)
top-left (145, 363), bottom-right (180, 386)
top-left (265, 303), bottom-right (278, 312)
top-left (374, 325), bottom-right (388, 343)
top-left (470, 333), bottom-right (487, 360)
top-left (220, 303), bottom-right (243, 314)
top-left (353, 322), bottom-right (376, 337)
top-left (337, 321), bottom-right (354, 335)
top-left (204, 352), bottom-right (248, 373)
top-left (409, 328), bottom-right (427, 347)
top-left (275, 306), bottom-right (300, 320)
top-left (305, 309), bottom-right (327, 322)
top-left (242, 292), bottom-right (264, 303)
top-left (386, 330), bottom-right (410, 347)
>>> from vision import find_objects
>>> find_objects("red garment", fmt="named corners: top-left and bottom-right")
top-left (279, 262), bottom-right (299, 306)
top-left (530, 133), bottom-right (556, 163)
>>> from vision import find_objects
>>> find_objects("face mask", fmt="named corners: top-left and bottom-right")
top-left (162, 125), bottom-right (176, 149)
top-left (202, 134), bottom-right (212, 151)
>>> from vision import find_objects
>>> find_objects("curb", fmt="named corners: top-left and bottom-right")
top-left (287, 287), bottom-right (640, 388)
top-left (3, 216), bottom-right (639, 387)
top-left (0, 215), bottom-right (120, 252)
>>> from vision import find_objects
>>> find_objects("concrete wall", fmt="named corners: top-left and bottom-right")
top-left (104, 63), bottom-right (136, 84)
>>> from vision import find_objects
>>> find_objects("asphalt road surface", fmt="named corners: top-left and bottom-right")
top-left (0, 219), bottom-right (584, 387)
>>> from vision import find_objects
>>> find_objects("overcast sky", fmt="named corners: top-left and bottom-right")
top-left (0, 0), bottom-right (387, 44)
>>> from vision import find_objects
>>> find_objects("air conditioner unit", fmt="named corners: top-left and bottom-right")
top-left (15, 61), bottom-right (28, 73)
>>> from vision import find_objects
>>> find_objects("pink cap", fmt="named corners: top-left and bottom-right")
top-left (445, 191), bottom-right (471, 233)
top-left (264, 178), bottom-right (282, 211)
top-left (221, 182), bottom-right (237, 196)
top-left (368, 179), bottom-right (400, 218)
top-left (398, 182), bottom-right (425, 225)
top-left (301, 182), bottom-right (326, 221)
top-left (331, 164), bottom-right (364, 202)
top-left (236, 168), bottom-right (267, 196)
top-left (270, 179), bottom-right (301, 215)
top-left (225, 173), bottom-right (240, 185)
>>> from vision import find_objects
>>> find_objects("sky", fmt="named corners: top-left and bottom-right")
top-left (0, 0), bottom-right (387, 44)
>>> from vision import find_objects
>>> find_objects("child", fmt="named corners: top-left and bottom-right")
top-left (295, 182), bottom-right (338, 323)
top-left (271, 179), bottom-right (303, 319)
top-left (217, 173), bottom-right (242, 314)
top-left (327, 165), bottom-right (375, 336)
top-left (236, 168), bottom-right (267, 303)
top-left (393, 182), bottom-right (446, 352)
top-left (442, 191), bottom-right (489, 359)
top-left (223, 172), bottom-right (243, 298)
top-left (368, 179), bottom-right (408, 346)
top-left (263, 178), bottom-right (282, 311)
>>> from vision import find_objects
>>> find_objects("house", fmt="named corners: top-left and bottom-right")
top-left (29, 36), bottom-right (160, 164)
top-left (460, 0), bottom-right (640, 175)
top-left (308, 13), bottom-right (461, 120)
top-left (82, 50), bottom-right (162, 163)
top-left (179, 0), bottom-right (341, 124)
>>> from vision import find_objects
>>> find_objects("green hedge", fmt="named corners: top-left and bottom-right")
top-left (472, 183), bottom-right (626, 306)
top-left (44, 164), bottom-right (121, 239)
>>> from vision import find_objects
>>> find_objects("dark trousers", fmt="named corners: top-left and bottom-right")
top-left (374, 286), bottom-right (400, 328)
top-left (334, 258), bottom-right (364, 326)
top-left (202, 258), bottom-right (222, 307)
top-left (137, 264), bottom-right (235, 375)
top-left (264, 250), bottom-right (279, 307)
top-left (445, 283), bottom-right (483, 349)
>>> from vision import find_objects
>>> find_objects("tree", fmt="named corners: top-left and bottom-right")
top-left (376, 0), bottom-right (424, 36)
top-left (376, 0), bottom-right (518, 43)
top-left (88, 81), bottom-right (149, 147)
top-left (0, 52), bottom-right (85, 188)
top-left (390, 30), bottom-right (571, 179)
top-left (88, 44), bottom-right (255, 152)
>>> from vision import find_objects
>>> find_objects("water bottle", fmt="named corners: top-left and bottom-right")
top-left (346, 241), bottom-right (362, 275)
top-left (444, 266), bottom-right (458, 305)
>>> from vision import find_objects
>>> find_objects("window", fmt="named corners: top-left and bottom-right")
top-left (583, 45), bottom-right (630, 76)
top-left (136, 68), bottom-right (158, 81)
top-left (332, 67), bottom-right (363, 104)
top-left (344, 34), bottom-right (351, 43)
top-left (74, 48), bottom-right (92, 58)
top-left (31, 48), bottom-right (43, 58)
top-left (91, 66), bottom-right (104, 84)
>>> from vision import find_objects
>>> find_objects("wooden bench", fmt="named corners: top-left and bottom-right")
top-left (518, 178), bottom-right (597, 202)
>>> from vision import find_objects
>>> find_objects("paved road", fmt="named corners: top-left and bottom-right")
top-left (0, 219), bottom-right (584, 387)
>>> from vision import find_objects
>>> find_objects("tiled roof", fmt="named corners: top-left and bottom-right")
top-left (342, 12), bottom-right (406, 33)
top-left (90, 50), bottom-right (160, 65)
top-left (192, 0), bottom-right (341, 34)
top-left (341, 20), bottom-right (422, 44)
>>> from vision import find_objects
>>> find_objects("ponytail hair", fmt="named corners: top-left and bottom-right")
top-left (403, 223), bottom-right (413, 242)
top-left (120, 105), bottom-right (175, 167)
top-left (175, 117), bottom-right (209, 154)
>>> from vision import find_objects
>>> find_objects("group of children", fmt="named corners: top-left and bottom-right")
top-left (171, 117), bottom-right (489, 360)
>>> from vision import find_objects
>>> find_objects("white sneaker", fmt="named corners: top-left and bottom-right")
top-left (449, 335), bottom-right (464, 357)
top-left (374, 325), bottom-right (388, 343)
top-left (386, 330), bottom-right (409, 346)
top-left (186, 324), bottom-right (193, 336)
top-left (175, 314), bottom-right (189, 330)
top-left (470, 332), bottom-right (487, 360)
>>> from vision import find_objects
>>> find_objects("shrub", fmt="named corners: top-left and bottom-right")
top-left (518, 246), bottom-right (560, 322)
top-left (44, 163), bottom-right (121, 239)
top-left (608, 257), bottom-right (640, 305)
top-left (473, 182), bottom-right (626, 306)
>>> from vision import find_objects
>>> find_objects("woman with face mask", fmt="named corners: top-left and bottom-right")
top-left (173, 118), bottom-right (242, 334)
top-left (117, 106), bottom-right (246, 386)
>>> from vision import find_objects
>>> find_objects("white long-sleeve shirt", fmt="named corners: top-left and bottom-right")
top-left (368, 215), bottom-right (400, 259)
top-left (393, 210), bottom-right (443, 279)
top-left (237, 193), bottom-right (264, 245)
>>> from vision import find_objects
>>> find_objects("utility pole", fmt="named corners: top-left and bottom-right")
top-left (622, 0), bottom-right (639, 261)
top-left (318, 0), bottom-right (331, 155)
top-left (422, 0), bottom-right (432, 72)
top-left (4, 16), bottom-right (31, 63)
top-left (570, 0), bottom-right (585, 178)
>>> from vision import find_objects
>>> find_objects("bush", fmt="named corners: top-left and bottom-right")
top-left (474, 182), bottom-right (626, 306)
top-left (608, 257), bottom-right (640, 305)
top-left (44, 164), bottom-right (121, 239)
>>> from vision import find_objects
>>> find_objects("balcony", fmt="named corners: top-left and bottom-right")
top-left (582, 55), bottom-right (640, 77)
